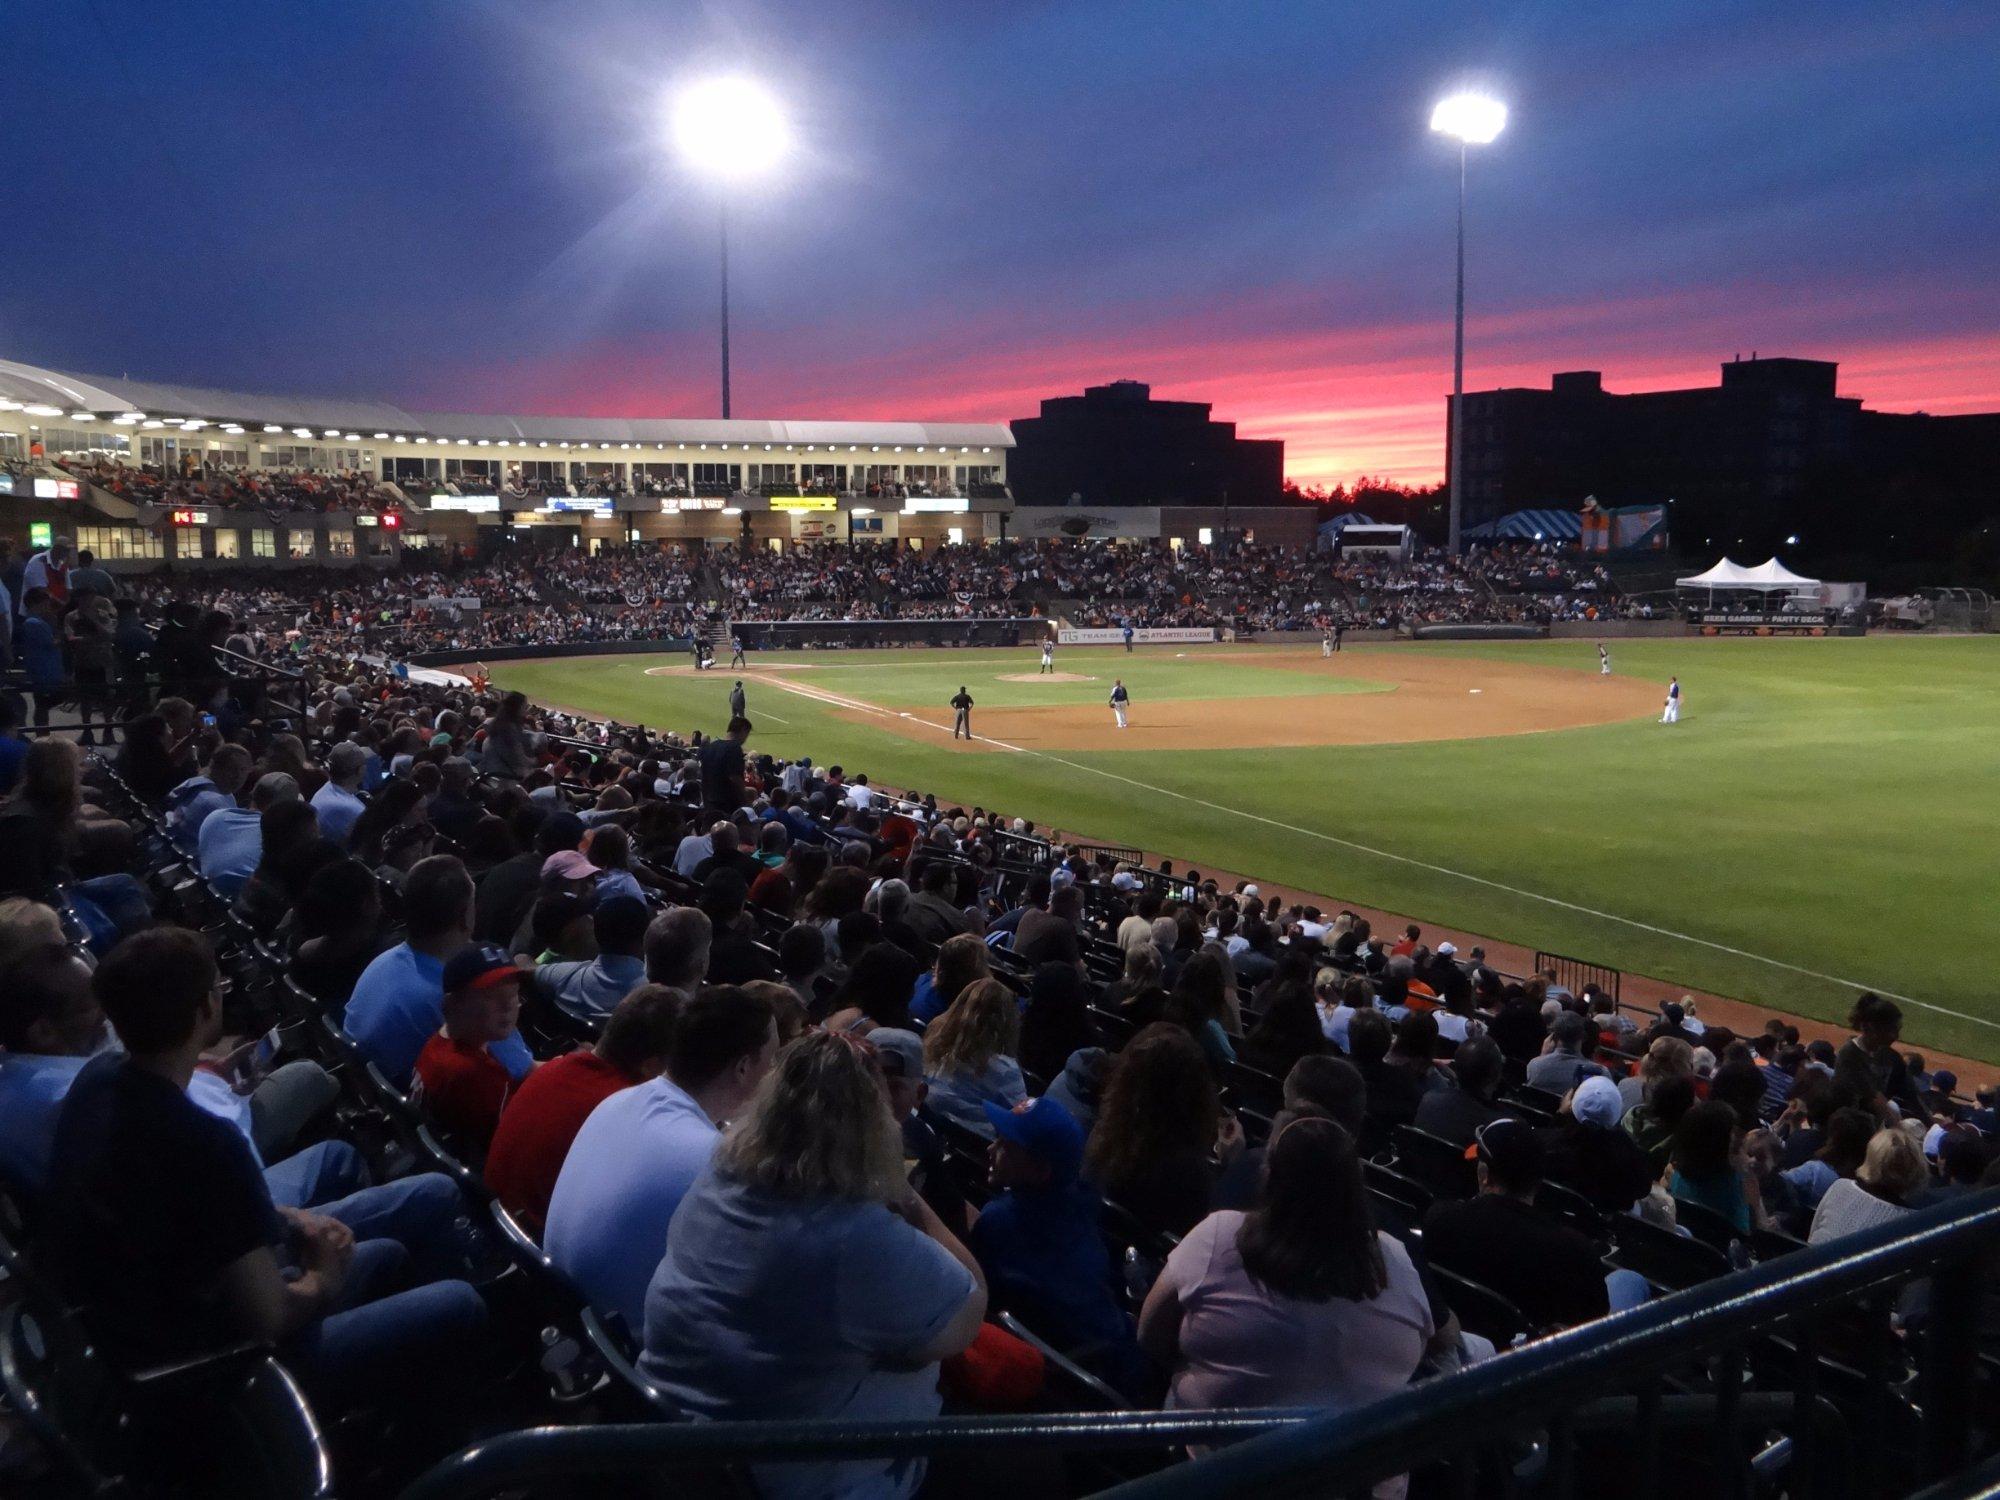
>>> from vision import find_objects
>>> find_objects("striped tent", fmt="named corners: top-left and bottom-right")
top-left (1464, 508), bottom-right (1581, 543)
top-left (1315, 511), bottom-right (1377, 543)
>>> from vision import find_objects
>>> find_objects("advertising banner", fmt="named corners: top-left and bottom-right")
top-left (1056, 626), bottom-right (1216, 645)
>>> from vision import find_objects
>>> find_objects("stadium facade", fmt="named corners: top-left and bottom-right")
top-left (0, 357), bottom-right (1312, 567)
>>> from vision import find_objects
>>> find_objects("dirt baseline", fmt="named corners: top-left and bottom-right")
top-left (824, 653), bottom-right (1664, 751)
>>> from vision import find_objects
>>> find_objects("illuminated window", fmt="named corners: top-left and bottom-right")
top-left (325, 529), bottom-right (355, 557)
top-left (213, 529), bottom-right (241, 560)
top-left (75, 525), bottom-right (163, 561)
top-left (250, 528), bottom-right (275, 558)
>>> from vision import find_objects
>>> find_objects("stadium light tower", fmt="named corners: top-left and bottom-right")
top-left (672, 76), bottom-right (789, 419)
top-left (1430, 90), bottom-right (1506, 556)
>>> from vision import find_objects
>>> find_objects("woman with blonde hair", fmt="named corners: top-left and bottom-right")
top-left (1808, 1126), bottom-right (1929, 1245)
top-left (642, 1030), bottom-right (986, 1500)
top-left (909, 930), bottom-right (992, 1026)
top-left (922, 977), bottom-right (1026, 1135)
top-left (1619, 1034), bottom-right (1695, 1115)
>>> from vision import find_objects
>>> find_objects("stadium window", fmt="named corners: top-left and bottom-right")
top-left (171, 527), bottom-right (204, 561)
top-left (43, 426), bottom-right (130, 457)
top-left (946, 526), bottom-right (965, 544)
top-left (0, 432), bottom-right (19, 457)
top-left (250, 528), bottom-right (275, 558)
top-left (213, 529), bottom-right (242, 560)
top-left (325, 528), bottom-right (355, 557)
top-left (75, 525), bottom-right (163, 561)
top-left (1197, 528), bottom-right (1213, 545)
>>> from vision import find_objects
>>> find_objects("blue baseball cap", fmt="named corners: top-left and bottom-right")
top-left (443, 943), bottom-right (525, 994)
top-left (983, 1096), bottom-right (1085, 1177)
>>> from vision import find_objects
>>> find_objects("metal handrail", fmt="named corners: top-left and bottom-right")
top-left (1095, 1188), bottom-right (2000, 1499)
top-left (399, 1409), bottom-right (1310, 1500)
top-left (395, 1192), bottom-right (2000, 1500)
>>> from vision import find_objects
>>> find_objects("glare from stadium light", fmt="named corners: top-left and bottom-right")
top-left (294, 427), bottom-right (313, 437)
top-left (0, 400), bottom-right (19, 410)
top-left (721, 505), bottom-right (742, 515)
top-left (142, 419), bottom-right (166, 429)
top-left (1786, 534), bottom-right (1800, 545)
top-left (851, 506), bottom-right (874, 516)
top-left (1430, 92), bottom-right (1507, 145)
top-left (70, 411), bottom-right (95, 421)
top-left (671, 76), bottom-right (789, 182)
top-left (24, 404), bottom-right (63, 416)
top-left (374, 431), bottom-right (389, 439)
top-left (264, 424), bottom-right (283, 432)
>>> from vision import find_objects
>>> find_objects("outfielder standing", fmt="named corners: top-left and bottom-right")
top-left (1661, 676), bottom-right (1681, 723)
top-left (1040, 637), bottom-right (1055, 674)
top-left (1121, 622), bottom-right (1135, 653)
top-left (1321, 627), bottom-right (1334, 658)
top-left (1109, 678), bottom-right (1130, 729)
top-left (729, 679), bottom-right (747, 720)
top-left (951, 685), bottom-right (975, 740)
top-left (1598, 642), bottom-right (1611, 675)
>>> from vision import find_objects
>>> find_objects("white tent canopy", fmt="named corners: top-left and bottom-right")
top-left (1735, 557), bottom-right (1820, 589)
top-left (1676, 558), bottom-right (1755, 588)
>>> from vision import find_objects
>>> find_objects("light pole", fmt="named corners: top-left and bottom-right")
top-left (1429, 92), bottom-right (1506, 555)
top-left (672, 76), bottom-right (789, 419)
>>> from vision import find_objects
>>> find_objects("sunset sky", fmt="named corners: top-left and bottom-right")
top-left (3, 2), bottom-right (1994, 488)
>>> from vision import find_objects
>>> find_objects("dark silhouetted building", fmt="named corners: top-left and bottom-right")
top-left (1451, 357), bottom-right (2000, 549)
top-left (1008, 381), bottom-right (1285, 508)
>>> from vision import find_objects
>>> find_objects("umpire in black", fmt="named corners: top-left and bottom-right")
top-left (950, 686), bottom-right (974, 740)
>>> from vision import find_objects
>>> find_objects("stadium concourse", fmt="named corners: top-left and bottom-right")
top-left (0, 536), bottom-right (1996, 1498)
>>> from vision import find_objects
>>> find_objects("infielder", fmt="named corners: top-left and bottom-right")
top-left (1661, 676), bottom-right (1681, 723)
top-left (1040, 638), bottom-right (1055, 674)
top-left (1321, 627), bottom-right (1334, 658)
top-left (730, 634), bottom-right (747, 667)
top-left (1598, 642), bottom-right (1611, 675)
top-left (950, 686), bottom-right (975, 740)
top-left (1109, 678), bottom-right (1130, 728)
top-left (729, 679), bottom-right (747, 720)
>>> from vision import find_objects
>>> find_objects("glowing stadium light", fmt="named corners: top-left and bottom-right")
top-left (538, 441), bottom-right (549, 448)
top-left (1431, 89), bottom-right (1508, 557)
top-left (671, 76), bottom-right (789, 182)
top-left (720, 505), bottom-right (742, 515)
top-left (142, 420), bottom-right (166, 429)
top-left (0, 400), bottom-right (20, 410)
top-left (851, 506), bottom-right (874, 516)
top-left (374, 431), bottom-right (389, 439)
top-left (1430, 92), bottom-right (1507, 144)
top-left (670, 76), bottom-right (789, 419)
top-left (24, 404), bottom-right (63, 416)
top-left (293, 427), bottom-right (313, 437)
top-left (456, 438), bottom-right (470, 446)
top-left (323, 428), bottom-right (341, 438)
top-left (70, 410), bottom-right (95, 421)
top-left (1786, 534), bottom-right (1800, 545)
top-left (343, 433), bottom-right (360, 440)
top-left (263, 424), bottom-right (284, 433)
top-left (476, 438), bottom-right (492, 446)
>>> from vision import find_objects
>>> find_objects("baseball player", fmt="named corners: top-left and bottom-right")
top-left (1661, 676), bottom-right (1681, 723)
top-left (1109, 679), bottom-right (1130, 729)
top-left (1040, 637), bottom-right (1056, 674)
top-left (1598, 642), bottom-right (1611, 675)
top-left (1121, 622), bottom-right (1135, 653)
top-left (950, 686), bottom-right (975, 740)
top-left (1321, 627), bottom-right (1334, 658)
top-left (729, 679), bottom-right (747, 720)
top-left (730, 634), bottom-right (747, 668)
top-left (1332, 621), bottom-right (1344, 652)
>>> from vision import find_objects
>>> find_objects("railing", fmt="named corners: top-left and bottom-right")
top-left (1535, 947), bottom-right (1622, 1006)
top-left (395, 1191), bottom-right (2000, 1500)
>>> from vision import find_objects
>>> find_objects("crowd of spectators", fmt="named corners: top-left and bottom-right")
top-left (0, 572), bottom-right (1988, 1494)
top-left (58, 455), bottom-right (391, 520)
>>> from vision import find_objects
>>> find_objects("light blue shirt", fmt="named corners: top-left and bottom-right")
top-left (532, 952), bottom-right (646, 1020)
top-left (0, 1052), bottom-right (262, 1197)
top-left (924, 1054), bottom-right (1027, 1137)
top-left (640, 1167), bottom-right (975, 1500)
top-left (164, 776), bottom-right (234, 855)
top-left (544, 1076), bottom-right (721, 1331)
top-left (310, 780), bottom-right (367, 846)
top-left (343, 943), bottom-right (535, 1087)
top-left (196, 806), bottom-right (264, 896)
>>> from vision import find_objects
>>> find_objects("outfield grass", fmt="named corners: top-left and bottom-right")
top-left (493, 636), bottom-right (2000, 1061)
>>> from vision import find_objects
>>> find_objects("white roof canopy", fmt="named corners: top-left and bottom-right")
top-left (1735, 557), bottom-right (1820, 588)
top-left (1676, 558), bottom-right (1754, 588)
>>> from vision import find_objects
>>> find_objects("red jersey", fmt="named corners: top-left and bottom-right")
top-left (413, 1033), bottom-right (514, 1151)
top-left (484, 1051), bottom-right (639, 1235)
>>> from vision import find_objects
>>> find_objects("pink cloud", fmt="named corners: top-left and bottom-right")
top-left (403, 288), bottom-right (2000, 491)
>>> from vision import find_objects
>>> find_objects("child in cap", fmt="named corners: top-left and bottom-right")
top-left (414, 944), bottom-right (529, 1152)
top-left (969, 1097), bottom-right (1142, 1387)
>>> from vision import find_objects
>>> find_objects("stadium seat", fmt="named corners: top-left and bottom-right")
top-left (1392, 1124), bottom-right (1478, 1200)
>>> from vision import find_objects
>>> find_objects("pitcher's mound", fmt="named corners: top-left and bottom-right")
top-left (998, 671), bottom-right (1096, 683)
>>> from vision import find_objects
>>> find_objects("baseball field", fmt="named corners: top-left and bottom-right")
top-left (491, 635), bottom-right (2000, 1063)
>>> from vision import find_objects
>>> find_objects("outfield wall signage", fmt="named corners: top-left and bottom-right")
top-left (1056, 626), bottom-right (1217, 645)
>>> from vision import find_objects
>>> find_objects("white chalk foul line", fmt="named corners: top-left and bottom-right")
top-left (762, 674), bottom-right (1978, 1029)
